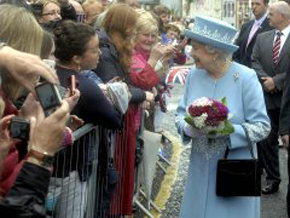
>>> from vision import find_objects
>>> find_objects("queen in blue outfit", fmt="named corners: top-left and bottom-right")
top-left (175, 16), bottom-right (271, 218)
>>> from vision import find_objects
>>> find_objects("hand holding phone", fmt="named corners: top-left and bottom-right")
top-left (35, 81), bottom-right (62, 116)
top-left (67, 75), bottom-right (78, 96)
top-left (10, 117), bottom-right (30, 141)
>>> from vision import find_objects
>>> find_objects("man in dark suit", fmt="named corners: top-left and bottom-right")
top-left (252, 1), bottom-right (290, 195)
top-left (233, 0), bottom-right (272, 67)
top-left (278, 0), bottom-right (290, 215)
top-left (280, 65), bottom-right (290, 216)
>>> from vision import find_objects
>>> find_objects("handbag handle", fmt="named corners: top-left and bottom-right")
top-left (224, 125), bottom-right (255, 159)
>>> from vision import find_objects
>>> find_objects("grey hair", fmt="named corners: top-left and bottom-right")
top-left (205, 45), bottom-right (232, 62)
top-left (271, 1), bottom-right (290, 19)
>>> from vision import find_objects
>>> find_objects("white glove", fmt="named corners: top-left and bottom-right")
top-left (183, 123), bottom-right (204, 138)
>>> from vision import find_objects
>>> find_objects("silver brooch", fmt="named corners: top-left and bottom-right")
top-left (233, 72), bottom-right (240, 82)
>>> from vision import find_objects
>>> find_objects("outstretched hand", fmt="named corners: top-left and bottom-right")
top-left (0, 46), bottom-right (59, 95)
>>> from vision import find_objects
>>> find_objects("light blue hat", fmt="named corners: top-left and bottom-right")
top-left (185, 15), bottom-right (239, 52)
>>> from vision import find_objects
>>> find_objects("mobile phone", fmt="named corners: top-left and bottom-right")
top-left (10, 117), bottom-right (30, 141)
top-left (67, 75), bottom-right (78, 96)
top-left (35, 81), bottom-right (62, 116)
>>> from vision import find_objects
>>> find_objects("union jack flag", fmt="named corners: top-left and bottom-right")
top-left (165, 67), bottom-right (190, 85)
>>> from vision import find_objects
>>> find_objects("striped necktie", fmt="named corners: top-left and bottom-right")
top-left (273, 31), bottom-right (282, 65)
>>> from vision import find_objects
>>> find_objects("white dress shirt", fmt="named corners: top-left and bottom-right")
top-left (273, 24), bottom-right (290, 55)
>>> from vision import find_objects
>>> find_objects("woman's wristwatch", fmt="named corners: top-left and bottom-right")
top-left (27, 149), bottom-right (54, 170)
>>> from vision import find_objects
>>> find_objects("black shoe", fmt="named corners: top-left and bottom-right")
top-left (262, 183), bottom-right (279, 195)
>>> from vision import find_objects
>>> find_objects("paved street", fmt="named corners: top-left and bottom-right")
top-left (160, 84), bottom-right (288, 218)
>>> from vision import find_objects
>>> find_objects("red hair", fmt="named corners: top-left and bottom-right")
top-left (103, 3), bottom-right (138, 71)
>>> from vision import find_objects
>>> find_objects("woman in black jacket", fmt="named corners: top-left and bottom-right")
top-left (51, 20), bottom-right (122, 218)
top-left (54, 20), bottom-right (122, 129)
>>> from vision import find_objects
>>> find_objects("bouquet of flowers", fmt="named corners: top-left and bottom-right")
top-left (184, 97), bottom-right (234, 139)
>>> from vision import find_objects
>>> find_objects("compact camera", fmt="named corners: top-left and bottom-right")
top-left (10, 117), bottom-right (30, 141)
top-left (35, 81), bottom-right (62, 116)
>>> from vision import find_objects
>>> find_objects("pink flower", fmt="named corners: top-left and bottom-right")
top-left (185, 97), bottom-right (234, 137)
top-left (188, 98), bottom-right (229, 127)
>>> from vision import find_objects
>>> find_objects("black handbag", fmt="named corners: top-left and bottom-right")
top-left (216, 143), bottom-right (261, 197)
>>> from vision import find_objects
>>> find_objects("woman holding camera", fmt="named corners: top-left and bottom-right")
top-left (0, 5), bottom-right (72, 217)
top-left (130, 10), bottom-right (175, 132)
top-left (130, 10), bottom-right (174, 90)
top-left (0, 4), bottom-right (46, 196)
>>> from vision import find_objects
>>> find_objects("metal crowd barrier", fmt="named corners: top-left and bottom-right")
top-left (46, 124), bottom-right (100, 218)
top-left (44, 118), bottom-right (172, 218)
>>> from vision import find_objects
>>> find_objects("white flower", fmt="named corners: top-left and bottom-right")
top-left (193, 113), bottom-right (208, 129)
top-left (192, 97), bottom-right (212, 107)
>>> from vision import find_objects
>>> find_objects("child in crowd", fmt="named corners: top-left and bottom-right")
top-left (153, 4), bottom-right (170, 35)
top-left (161, 22), bottom-right (187, 66)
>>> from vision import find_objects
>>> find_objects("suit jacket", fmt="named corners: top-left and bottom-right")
top-left (279, 64), bottom-right (290, 135)
top-left (233, 18), bottom-right (272, 67)
top-left (252, 30), bottom-right (290, 110)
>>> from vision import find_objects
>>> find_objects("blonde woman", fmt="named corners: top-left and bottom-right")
top-left (0, 4), bottom-right (67, 197)
top-left (130, 10), bottom-right (174, 90)
top-left (0, 4), bottom-right (44, 196)
top-left (130, 10), bottom-right (175, 132)
top-left (82, 0), bottom-right (103, 26)
top-left (0, 4), bottom-right (43, 100)
top-left (0, 4), bottom-right (79, 200)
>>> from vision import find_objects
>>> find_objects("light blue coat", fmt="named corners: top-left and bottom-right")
top-left (175, 62), bottom-right (270, 218)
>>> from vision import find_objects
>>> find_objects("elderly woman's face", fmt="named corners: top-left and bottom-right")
top-left (190, 41), bottom-right (214, 69)
top-left (136, 31), bottom-right (158, 51)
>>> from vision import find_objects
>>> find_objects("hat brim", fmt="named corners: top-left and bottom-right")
top-left (185, 29), bottom-right (239, 53)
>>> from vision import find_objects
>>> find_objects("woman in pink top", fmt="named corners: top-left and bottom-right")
top-left (130, 10), bottom-right (175, 90)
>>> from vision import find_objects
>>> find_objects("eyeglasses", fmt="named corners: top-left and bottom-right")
top-left (77, 13), bottom-right (86, 23)
top-left (42, 10), bottom-right (61, 17)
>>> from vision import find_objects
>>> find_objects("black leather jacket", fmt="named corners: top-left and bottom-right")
top-left (0, 162), bottom-right (51, 218)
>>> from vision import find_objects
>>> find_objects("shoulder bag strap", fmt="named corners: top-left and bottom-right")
top-left (224, 125), bottom-right (255, 159)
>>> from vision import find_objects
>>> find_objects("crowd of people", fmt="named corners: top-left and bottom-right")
top-left (0, 0), bottom-right (290, 217)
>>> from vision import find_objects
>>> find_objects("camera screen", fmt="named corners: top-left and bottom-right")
top-left (10, 120), bottom-right (30, 140)
top-left (35, 82), bottom-right (61, 111)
